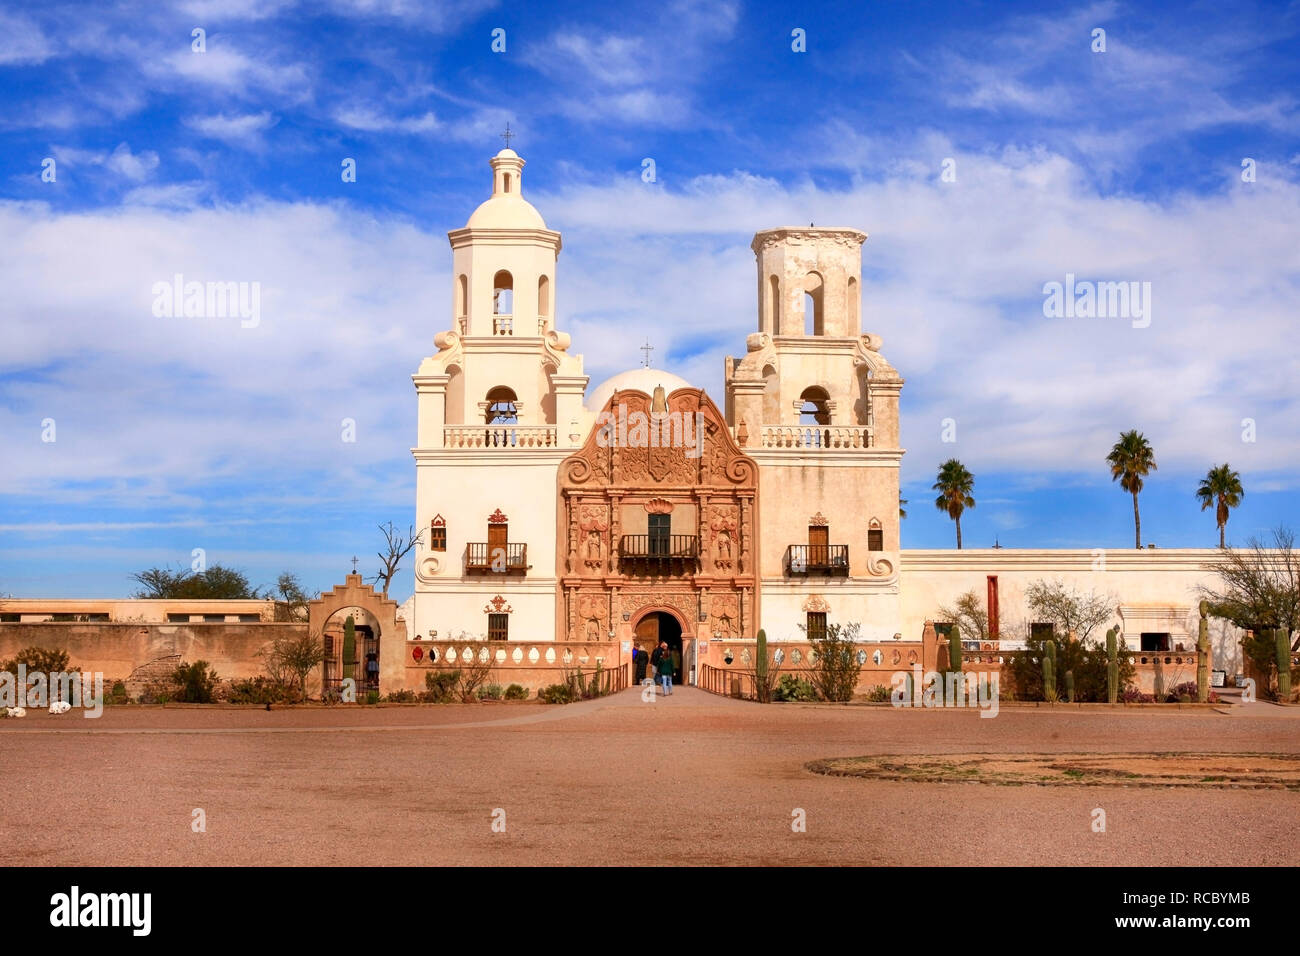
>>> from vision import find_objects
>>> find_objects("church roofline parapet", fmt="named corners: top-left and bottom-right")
top-left (751, 226), bottom-right (867, 254)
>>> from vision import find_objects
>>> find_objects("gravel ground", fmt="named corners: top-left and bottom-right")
top-left (2, 688), bottom-right (1296, 866)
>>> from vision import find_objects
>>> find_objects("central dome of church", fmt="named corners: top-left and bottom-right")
top-left (586, 367), bottom-right (695, 411)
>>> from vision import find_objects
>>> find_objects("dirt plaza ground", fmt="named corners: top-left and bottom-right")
top-left (2, 688), bottom-right (1297, 866)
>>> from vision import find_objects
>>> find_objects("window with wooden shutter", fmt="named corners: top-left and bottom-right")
top-left (488, 614), bottom-right (509, 641)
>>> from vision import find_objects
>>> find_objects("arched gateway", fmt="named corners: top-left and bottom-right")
top-left (307, 573), bottom-right (402, 698)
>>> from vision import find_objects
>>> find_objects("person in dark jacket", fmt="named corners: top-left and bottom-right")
top-left (633, 644), bottom-right (648, 682)
top-left (655, 641), bottom-right (674, 695)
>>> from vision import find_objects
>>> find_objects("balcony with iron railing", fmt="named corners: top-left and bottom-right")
top-left (786, 544), bottom-right (850, 576)
top-left (619, 534), bottom-right (700, 571)
top-left (466, 542), bottom-right (529, 574)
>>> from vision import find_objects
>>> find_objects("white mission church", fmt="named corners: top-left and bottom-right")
top-left (405, 147), bottom-right (1250, 685)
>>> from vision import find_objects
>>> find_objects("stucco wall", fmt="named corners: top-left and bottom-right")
top-left (0, 622), bottom-right (303, 681)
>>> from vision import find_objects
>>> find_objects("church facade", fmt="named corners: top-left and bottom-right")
top-left (407, 148), bottom-right (1251, 684)
top-left (409, 148), bottom-right (908, 662)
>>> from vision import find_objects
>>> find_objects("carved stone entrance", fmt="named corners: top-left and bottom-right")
top-left (556, 385), bottom-right (759, 684)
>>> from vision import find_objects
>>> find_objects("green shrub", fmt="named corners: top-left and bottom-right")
top-left (538, 682), bottom-right (578, 704)
top-left (226, 676), bottom-right (301, 704)
top-left (0, 645), bottom-right (72, 677)
top-left (422, 669), bottom-right (461, 703)
top-left (503, 684), bottom-right (529, 700)
top-left (478, 683), bottom-right (504, 700)
top-left (803, 621), bottom-right (863, 702)
top-left (864, 684), bottom-right (891, 702)
top-left (172, 660), bottom-right (220, 703)
top-left (774, 674), bottom-right (816, 702)
top-left (107, 681), bottom-right (129, 705)
top-left (384, 688), bottom-right (417, 703)
top-left (365, 690), bottom-right (380, 705)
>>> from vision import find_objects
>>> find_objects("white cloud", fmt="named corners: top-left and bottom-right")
top-left (50, 142), bottom-right (160, 183)
top-left (183, 111), bottom-right (277, 149)
top-left (335, 108), bottom-right (440, 133)
top-left (0, 11), bottom-right (55, 65)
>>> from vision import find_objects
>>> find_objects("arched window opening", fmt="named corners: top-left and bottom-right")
top-left (803, 272), bottom-right (825, 336)
top-left (761, 363), bottom-right (779, 424)
top-left (503, 172), bottom-right (512, 193)
top-left (537, 275), bottom-right (550, 317)
top-left (485, 386), bottom-right (518, 425)
top-left (492, 271), bottom-right (513, 314)
top-left (456, 274), bottom-right (468, 319)
top-left (847, 275), bottom-right (859, 331)
top-left (799, 386), bottom-right (830, 426)
top-left (768, 275), bottom-right (780, 332)
top-left (492, 270), bottom-right (514, 334)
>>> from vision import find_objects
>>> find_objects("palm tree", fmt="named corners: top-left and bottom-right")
top-left (1106, 430), bottom-right (1157, 548)
top-left (899, 496), bottom-right (908, 520)
top-left (1196, 463), bottom-right (1244, 548)
top-left (932, 459), bottom-right (975, 549)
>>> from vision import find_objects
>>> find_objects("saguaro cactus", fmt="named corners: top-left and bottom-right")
top-left (1106, 625), bottom-right (1119, 704)
top-left (1276, 628), bottom-right (1292, 701)
top-left (1065, 669), bottom-right (1075, 703)
top-left (1197, 601), bottom-right (1210, 703)
top-left (948, 625), bottom-right (962, 675)
top-left (756, 629), bottom-right (769, 702)
top-left (343, 615), bottom-right (356, 682)
top-left (1042, 640), bottom-right (1056, 701)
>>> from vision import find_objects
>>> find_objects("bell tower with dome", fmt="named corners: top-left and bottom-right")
top-left (408, 147), bottom-right (588, 644)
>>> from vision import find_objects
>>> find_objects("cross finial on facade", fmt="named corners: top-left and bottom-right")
top-left (500, 123), bottom-right (515, 149)
top-left (350, 555), bottom-right (359, 573)
top-left (640, 339), bottom-right (654, 368)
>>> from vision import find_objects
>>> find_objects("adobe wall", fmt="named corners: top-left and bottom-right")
top-left (0, 622), bottom-right (303, 682)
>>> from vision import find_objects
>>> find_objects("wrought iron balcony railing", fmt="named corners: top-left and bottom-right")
top-left (466, 542), bottom-right (528, 574)
top-left (786, 544), bottom-right (850, 576)
top-left (618, 534), bottom-right (700, 566)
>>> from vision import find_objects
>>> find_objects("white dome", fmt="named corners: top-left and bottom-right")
top-left (586, 367), bottom-right (695, 411)
top-left (466, 194), bottom-right (547, 229)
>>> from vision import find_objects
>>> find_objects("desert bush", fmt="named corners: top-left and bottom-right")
top-left (503, 684), bottom-right (529, 700)
top-left (454, 653), bottom-right (495, 702)
top-left (0, 645), bottom-right (73, 677)
top-left (172, 660), bottom-right (220, 703)
top-left (227, 676), bottom-right (302, 704)
top-left (1119, 686), bottom-right (1156, 704)
top-left (538, 682), bottom-right (578, 705)
top-left (422, 669), bottom-right (461, 703)
top-left (366, 690), bottom-right (380, 705)
top-left (1166, 680), bottom-right (1219, 704)
top-left (774, 674), bottom-right (816, 702)
top-left (384, 688), bottom-right (417, 703)
top-left (802, 621), bottom-right (863, 702)
top-left (478, 683), bottom-right (504, 700)
top-left (864, 684), bottom-right (892, 703)
top-left (261, 632), bottom-right (324, 697)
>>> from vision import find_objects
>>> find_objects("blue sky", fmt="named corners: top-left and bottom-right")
top-left (1, 0), bottom-right (1298, 599)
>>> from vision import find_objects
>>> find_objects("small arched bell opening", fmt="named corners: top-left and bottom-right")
top-left (803, 271), bottom-right (825, 336)
top-left (799, 386), bottom-right (831, 426)
top-left (485, 386), bottom-right (519, 424)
